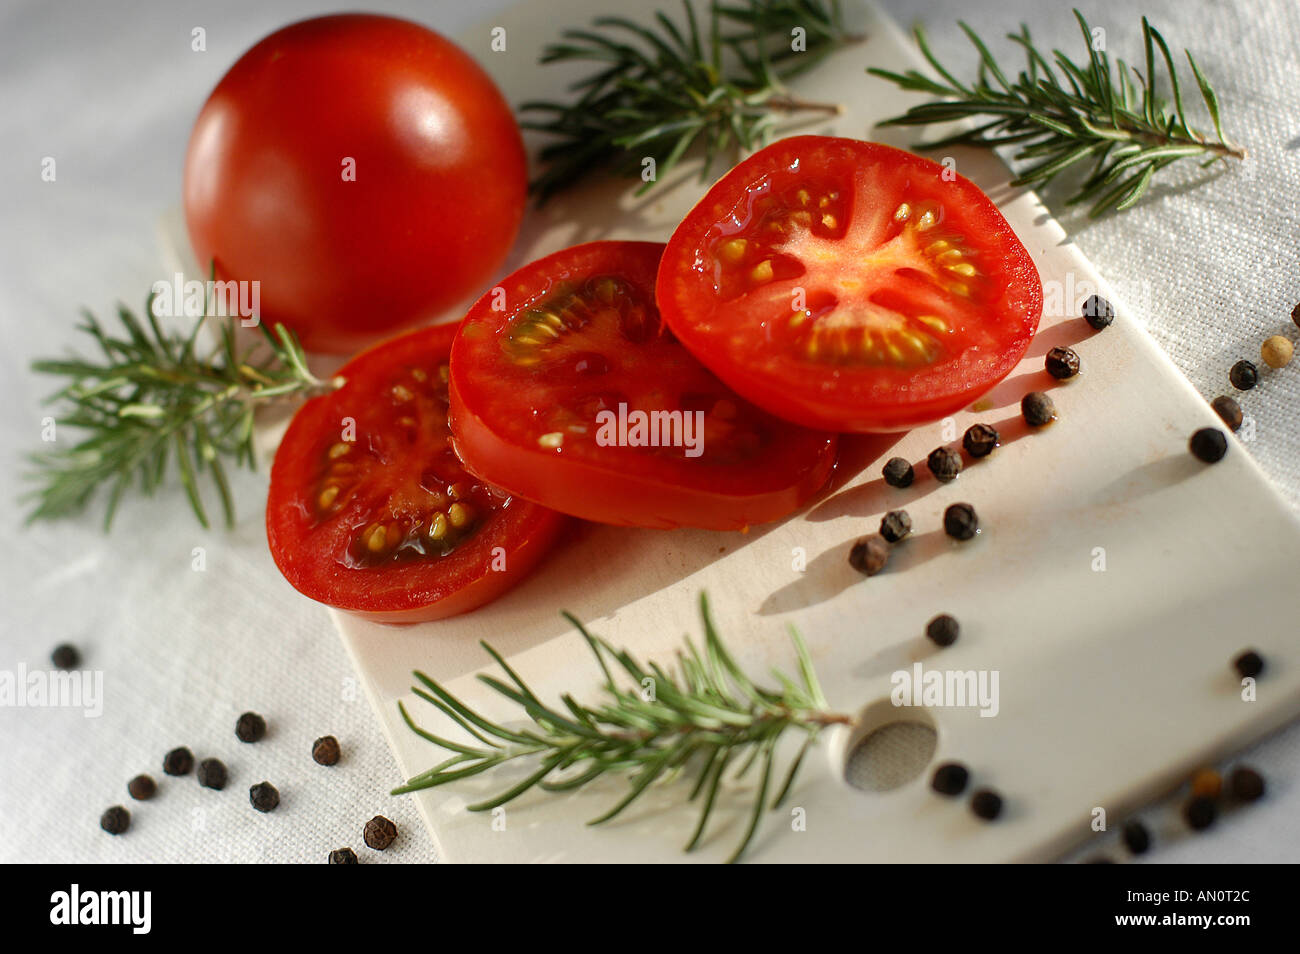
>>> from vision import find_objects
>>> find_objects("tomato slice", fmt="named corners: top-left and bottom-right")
top-left (657, 137), bottom-right (1043, 432)
top-left (448, 241), bottom-right (837, 530)
top-left (267, 323), bottom-right (566, 623)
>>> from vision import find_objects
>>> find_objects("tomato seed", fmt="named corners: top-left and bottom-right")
top-left (944, 503), bottom-right (979, 541)
top-left (249, 781), bottom-right (280, 813)
top-left (100, 805), bottom-right (130, 835)
top-left (962, 423), bottom-right (999, 458)
top-left (1211, 395), bottom-right (1242, 431)
top-left (927, 446), bottom-right (962, 482)
top-left (236, 711), bottom-right (267, 743)
top-left (879, 510), bottom-right (912, 543)
top-left (163, 746), bottom-right (194, 776)
top-left (1229, 766), bottom-right (1265, 802)
top-left (1045, 346), bottom-right (1080, 380)
top-left (848, 535), bottom-right (891, 576)
top-left (329, 848), bottom-right (359, 864)
top-left (1122, 819), bottom-right (1151, 855)
top-left (1083, 294), bottom-right (1114, 330)
top-left (930, 762), bottom-right (969, 796)
top-left (1229, 360), bottom-right (1258, 390)
top-left (364, 815), bottom-right (398, 850)
top-left (970, 789), bottom-right (1003, 821)
top-left (926, 613), bottom-right (960, 647)
top-left (127, 774), bottom-right (156, 801)
top-left (1234, 649), bottom-right (1264, 679)
top-left (882, 457), bottom-right (914, 488)
top-left (447, 502), bottom-right (473, 528)
top-left (1021, 391), bottom-right (1056, 427)
top-left (313, 735), bottom-right (341, 766)
top-left (1189, 427), bottom-right (1227, 463)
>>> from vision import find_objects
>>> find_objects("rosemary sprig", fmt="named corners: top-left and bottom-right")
top-left (395, 593), bottom-right (851, 863)
top-left (25, 295), bottom-right (331, 530)
top-left (522, 0), bottom-right (864, 202)
top-left (868, 10), bottom-right (1245, 217)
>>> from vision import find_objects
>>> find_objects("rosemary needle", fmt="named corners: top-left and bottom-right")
top-left (24, 289), bottom-right (331, 530)
top-left (395, 593), bottom-right (852, 863)
top-left (522, 0), bottom-right (865, 202)
top-left (868, 9), bottom-right (1244, 216)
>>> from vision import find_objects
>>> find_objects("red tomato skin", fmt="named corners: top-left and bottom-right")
top-left (184, 14), bottom-right (526, 355)
top-left (657, 137), bottom-right (1044, 433)
top-left (266, 323), bottom-right (567, 624)
top-left (448, 241), bottom-right (838, 530)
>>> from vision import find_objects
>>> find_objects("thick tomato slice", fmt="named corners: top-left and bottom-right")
top-left (657, 137), bottom-right (1043, 432)
top-left (267, 323), bottom-right (566, 623)
top-left (448, 241), bottom-right (837, 530)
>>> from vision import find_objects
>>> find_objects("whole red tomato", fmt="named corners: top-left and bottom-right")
top-left (183, 14), bottom-right (526, 354)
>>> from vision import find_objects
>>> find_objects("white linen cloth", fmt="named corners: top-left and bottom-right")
top-left (0, 0), bottom-right (1296, 863)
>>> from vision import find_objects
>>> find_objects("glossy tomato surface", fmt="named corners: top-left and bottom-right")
top-left (267, 323), bottom-right (566, 623)
top-left (657, 137), bottom-right (1043, 432)
top-left (184, 14), bottom-right (526, 354)
top-left (448, 241), bottom-right (837, 530)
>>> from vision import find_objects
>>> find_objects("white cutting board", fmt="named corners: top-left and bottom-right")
top-left (312, 0), bottom-right (1300, 862)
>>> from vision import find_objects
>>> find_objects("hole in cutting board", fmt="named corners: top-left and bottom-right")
top-left (844, 721), bottom-right (938, 791)
top-left (838, 696), bottom-right (939, 792)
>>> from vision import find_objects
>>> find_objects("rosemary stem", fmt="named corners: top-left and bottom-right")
top-left (764, 94), bottom-right (844, 115)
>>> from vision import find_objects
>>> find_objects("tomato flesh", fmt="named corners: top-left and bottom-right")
top-left (658, 137), bottom-right (1043, 432)
top-left (267, 323), bottom-right (566, 623)
top-left (449, 241), bottom-right (837, 530)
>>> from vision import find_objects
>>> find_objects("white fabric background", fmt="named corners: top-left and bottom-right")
top-left (1, 0), bottom-right (1297, 864)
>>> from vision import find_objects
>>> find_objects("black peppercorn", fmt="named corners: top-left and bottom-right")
top-left (249, 781), bottom-right (280, 813)
top-left (1083, 294), bottom-right (1114, 330)
top-left (1021, 391), bottom-right (1056, 427)
top-left (1292, 301), bottom-right (1300, 331)
top-left (197, 758), bottom-right (228, 791)
top-left (927, 446), bottom-right (962, 482)
top-left (1211, 395), bottom-right (1243, 431)
top-left (1229, 359), bottom-right (1258, 391)
top-left (882, 456), bottom-right (914, 488)
top-left (364, 815), bottom-right (398, 850)
top-left (962, 423), bottom-right (999, 459)
top-left (1229, 766), bottom-right (1265, 802)
top-left (127, 774), bottom-right (156, 801)
top-left (926, 613), bottom-right (960, 647)
top-left (313, 735), bottom-right (341, 766)
top-left (236, 711), bottom-right (267, 743)
top-left (50, 643), bottom-right (80, 670)
top-left (1045, 346), bottom-right (1081, 380)
top-left (1121, 819), bottom-right (1151, 855)
top-left (100, 805), bottom-right (130, 835)
top-left (879, 510), bottom-right (912, 543)
top-left (1189, 427), bottom-right (1227, 463)
top-left (970, 788), bottom-right (1003, 821)
top-left (163, 746), bottom-right (195, 776)
top-left (1234, 650), bottom-right (1264, 679)
top-left (848, 534), bottom-right (891, 576)
top-left (943, 503), bottom-right (979, 541)
top-left (1184, 795), bottom-right (1217, 831)
top-left (329, 848), bottom-right (359, 864)
top-left (930, 762), bottom-right (969, 796)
